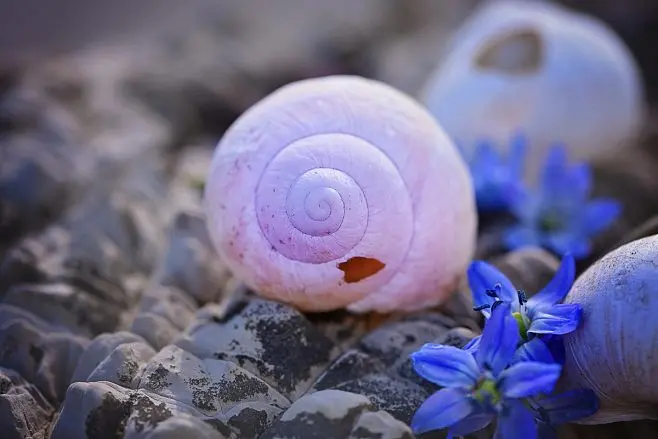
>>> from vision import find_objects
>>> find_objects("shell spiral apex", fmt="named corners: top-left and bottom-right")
top-left (204, 75), bottom-right (477, 313)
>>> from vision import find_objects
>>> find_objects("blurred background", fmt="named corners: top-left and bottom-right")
top-left (2, 0), bottom-right (657, 134)
top-left (2, 0), bottom-right (658, 261)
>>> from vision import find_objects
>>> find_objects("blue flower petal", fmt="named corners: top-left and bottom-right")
top-left (448, 411), bottom-right (494, 437)
top-left (583, 199), bottom-right (621, 235)
top-left (498, 362), bottom-right (562, 398)
top-left (508, 186), bottom-right (538, 220)
top-left (512, 337), bottom-right (554, 364)
top-left (526, 254), bottom-right (575, 316)
top-left (468, 261), bottom-right (518, 316)
top-left (471, 141), bottom-right (501, 173)
top-left (476, 303), bottom-right (519, 375)
top-left (463, 336), bottom-right (481, 354)
top-left (540, 145), bottom-right (569, 195)
top-left (546, 232), bottom-right (591, 259)
top-left (568, 163), bottom-right (592, 199)
top-left (528, 304), bottom-right (582, 335)
top-left (411, 388), bottom-right (474, 435)
top-left (495, 401), bottom-right (538, 439)
top-left (542, 335), bottom-right (566, 366)
top-left (410, 344), bottom-right (479, 388)
top-left (503, 225), bottom-right (542, 252)
top-left (534, 389), bottom-right (599, 425)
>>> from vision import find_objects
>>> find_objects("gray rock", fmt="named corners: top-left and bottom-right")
top-left (50, 381), bottom-right (200, 439)
top-left (261, 390), bottom-right (373, 439)
top-left (3, 282), bottom-right (123, 338)
top-left (357, 317), bottom-right (453, 372)
top-left (331, 374), bottom-right (428, 424)
top-left (130, 313), bottom-right (180, 352)
top-left (138, 345), bottom-right (289, 437)
top-left (434, 327), bottom-right (479, 349)
top-left (349, 411), bottom-right (414, 439)
top-left (0, 97), bottom-right (90, 258)
top-left (312, 349), bottom-right (387, 392)
top-left (176, 299), bottom-right (339, 400)
top-left (136, 285), bottom-right (197, 331)
top-left (71, 332), bottom-right (148, 384)
top-left (0, 316), bottom-right (88, 402)
top-left (154, 211), bottom-right (231, 305)
top-left (0, 153), bottom-right (172, 338)
top-left (0, 304), bottom-right (68, 334)
top-left (87, 342), bottom-right (156, 389)
top-left (124, 414), bottom-right (228, 439)
top-left (305, 310), bottom-right (379, 351)
top-left (312, 314), bottom-right (468, 423)
top-left (0, 367), bottom-right (54, 439)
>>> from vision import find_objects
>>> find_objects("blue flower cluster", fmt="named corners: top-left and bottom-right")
top-left (410, 254), bottom-right (599, 438)
top-left (462, 135), bottom-right (621, 259)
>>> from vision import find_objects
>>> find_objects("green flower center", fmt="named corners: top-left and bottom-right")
top-left (473, 378), bottom-right (501, 405)
top-left (538, 211), bottom-right (564, 232)
top-left (512, 311), bottom-right (528, 340)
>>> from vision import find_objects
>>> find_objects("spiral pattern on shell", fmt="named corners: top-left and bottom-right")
top-left (204, 75), bottom-right (476, 313)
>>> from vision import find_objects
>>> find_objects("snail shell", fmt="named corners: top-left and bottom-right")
top-left (421, 0), bottom-right (644, 179)
top-left (203, 75), bottom-right (477, 313)
top-left (562, 235), bottom-right (658, 424)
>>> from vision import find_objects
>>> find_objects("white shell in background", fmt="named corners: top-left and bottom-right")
top-left (421, 0), bottom-right (644, 178)
top-left (204, 75), bottom-right (477, 313)
top-left (563, 235), bottom-right (658, 424)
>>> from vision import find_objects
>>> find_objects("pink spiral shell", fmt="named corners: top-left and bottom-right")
top-left (204, 75), bottom-right (477, 313)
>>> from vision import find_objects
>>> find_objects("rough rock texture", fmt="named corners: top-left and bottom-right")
top-left (0, 156), bottom-right (172, 337)
top-left (0, 305), bottom-right (88, 402)
top-left (129, 211), bottom-right (231, 349)
top-left (0, 86), bottom-right (92, 260)
top-left (2, 1), bottom-right (658, 438)
top-left (176, 299), bottom-right (341, 401)
top-left (261, 390), bottom-right (413, 439)
top-left (0, 367), bottom-right (53, 439)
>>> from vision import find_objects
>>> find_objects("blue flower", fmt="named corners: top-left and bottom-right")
top-left (468, 253), bottom-right (581, 341)
top-left (512, 336), bottom-right (599, 436)
top-left (503, 144), bottom-right (621, 259)
top-left (410, 303), bottom-right (562, 438)
top-left (531, 389), bottom-right (599, 439)
top-left (460, 132), bottom-right (527, 213)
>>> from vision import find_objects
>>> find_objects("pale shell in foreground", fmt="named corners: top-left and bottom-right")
top-left (204, 75), bottom-right (477, 313)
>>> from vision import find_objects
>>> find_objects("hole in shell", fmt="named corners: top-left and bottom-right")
top-left (337, 257), bottom-right (385, 283)
top-left (474, 27), bottom-right (544, 74)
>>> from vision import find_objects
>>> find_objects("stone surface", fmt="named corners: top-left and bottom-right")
top-left (0, 311), bottom-right (88, 402)
top-left (0, 367), bottom-right (53, 439)
top-left (50, 381), bottom-right (196, 439)
top-left (0, 155), bottom-right (173, 338)
top-left (176, 299), bottom-right (340, 400)
top-left (138, 345), bottom-right (289, 437)
top-left (86, 342), bottom-right (156, 389)
top-left (260, 389), bottom-right (412, 439)
top-left (71, 332), bottom-right (149, 384)
top-left (0, 87), bottom-right (91, 260)
top-left (153, 211), bottom-right (231, 305)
